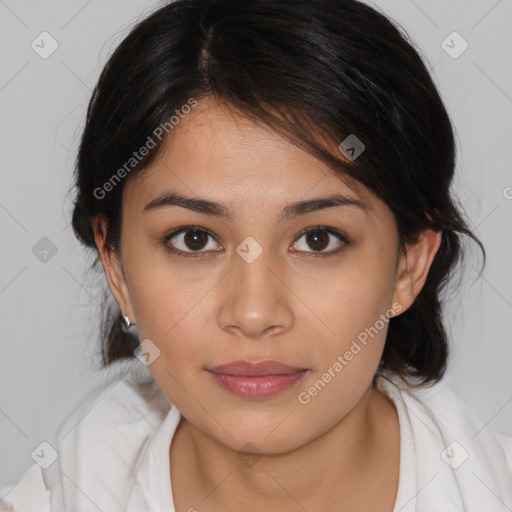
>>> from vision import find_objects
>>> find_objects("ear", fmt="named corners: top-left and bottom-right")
top-left (91, 215), bottom-right (136, 323)
top-left (391, 229), bottom-right (442, 314)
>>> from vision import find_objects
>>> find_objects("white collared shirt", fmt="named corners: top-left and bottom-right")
top-left (1, 360), bottom-right (512, 512)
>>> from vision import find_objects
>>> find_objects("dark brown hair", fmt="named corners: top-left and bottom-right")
top-left (70, 0), bottom-right (485, 387)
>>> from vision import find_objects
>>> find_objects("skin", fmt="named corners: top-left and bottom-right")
top-left (93, 96), bottom-right (442, 511)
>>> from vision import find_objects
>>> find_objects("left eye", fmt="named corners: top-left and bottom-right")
top-left (290, 227), bottom-right (347, 255)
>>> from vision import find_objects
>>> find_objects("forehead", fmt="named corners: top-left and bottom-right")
top-left (124, 97), bottom-right (387, 222)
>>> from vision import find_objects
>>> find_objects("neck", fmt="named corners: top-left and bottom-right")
top-left (171, 385), bottom-right (398, 511)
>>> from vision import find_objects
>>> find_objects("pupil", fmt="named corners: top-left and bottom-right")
top-left (307, 230), bottom-right (328, 251)
top-left (185, 230), bottom-right (207, 250)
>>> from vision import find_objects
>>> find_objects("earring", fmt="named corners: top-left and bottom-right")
top-left (123, 314), bottom-right (134, 328)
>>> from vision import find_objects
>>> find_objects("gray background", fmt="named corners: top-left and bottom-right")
top-left (0, 0), bottom-right (511, 488)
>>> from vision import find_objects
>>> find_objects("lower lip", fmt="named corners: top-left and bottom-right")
top-left (207, 370), bottom-right (308, 399)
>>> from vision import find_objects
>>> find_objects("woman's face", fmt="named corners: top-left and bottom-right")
top-left (96, 97), bottom-right (439, 454)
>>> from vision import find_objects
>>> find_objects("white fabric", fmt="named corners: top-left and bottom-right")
top-left (1, 360), bottom-right (512, 512)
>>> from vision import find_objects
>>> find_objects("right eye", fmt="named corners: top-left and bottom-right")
top-left (162, 226), bottom-right (222, 258)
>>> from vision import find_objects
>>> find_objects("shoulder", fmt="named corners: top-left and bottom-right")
top-left (378, 369), bottom-right (503, 431)
top-left (0, 463), bottom-right (50, 512)
top-left (377, 370), bottom-right (512, 507)
top-left (53, 360), bottom-right (171, 505)
top-left (1, 359), bottom-right (170, 512)
top-left (56, 359), bottom-right (170, 444)
top-left (378, 369), bottom-right (512, 473)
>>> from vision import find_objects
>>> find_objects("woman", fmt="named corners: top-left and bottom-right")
top-left (1, 0), bottom-right (511, 510)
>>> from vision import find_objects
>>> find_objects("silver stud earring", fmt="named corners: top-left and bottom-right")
top-left (123, 314), bottom-right (133, 328)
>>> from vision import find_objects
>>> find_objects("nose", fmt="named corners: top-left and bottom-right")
top-left (217, 247), bottom-right (294, 340)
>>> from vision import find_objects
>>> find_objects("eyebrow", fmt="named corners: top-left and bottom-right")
top-left (143, 191), bottom-right (371, 221)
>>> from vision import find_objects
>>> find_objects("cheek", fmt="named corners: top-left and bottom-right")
top-left (131, 277), bottom-right (210, 358)
top-left (128, 271), bottom-right (212, 405)
top-left (292, 259), bottom-right (396, 405)
top-left (299, 255), bottom-right (395, 342)
top-left (293, 272), bottom-right (393, 414)
top-left (124, 238), bottom-right (208, 328)
top-left (120, 247), bottom-right (210, 358)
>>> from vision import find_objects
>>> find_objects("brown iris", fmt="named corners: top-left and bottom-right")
top-left (305, 230), bottom-right (329, 251)
top-left (184, 230), bottom-right (209, 251)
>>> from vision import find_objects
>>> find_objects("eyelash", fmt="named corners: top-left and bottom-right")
top-left (161, 225), bottom-right (349, 259)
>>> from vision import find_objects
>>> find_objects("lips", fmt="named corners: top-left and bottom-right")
top-left (206, 360), bottom-right (309, 398)
top-left (208, 360), bottom-right (306, 376)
